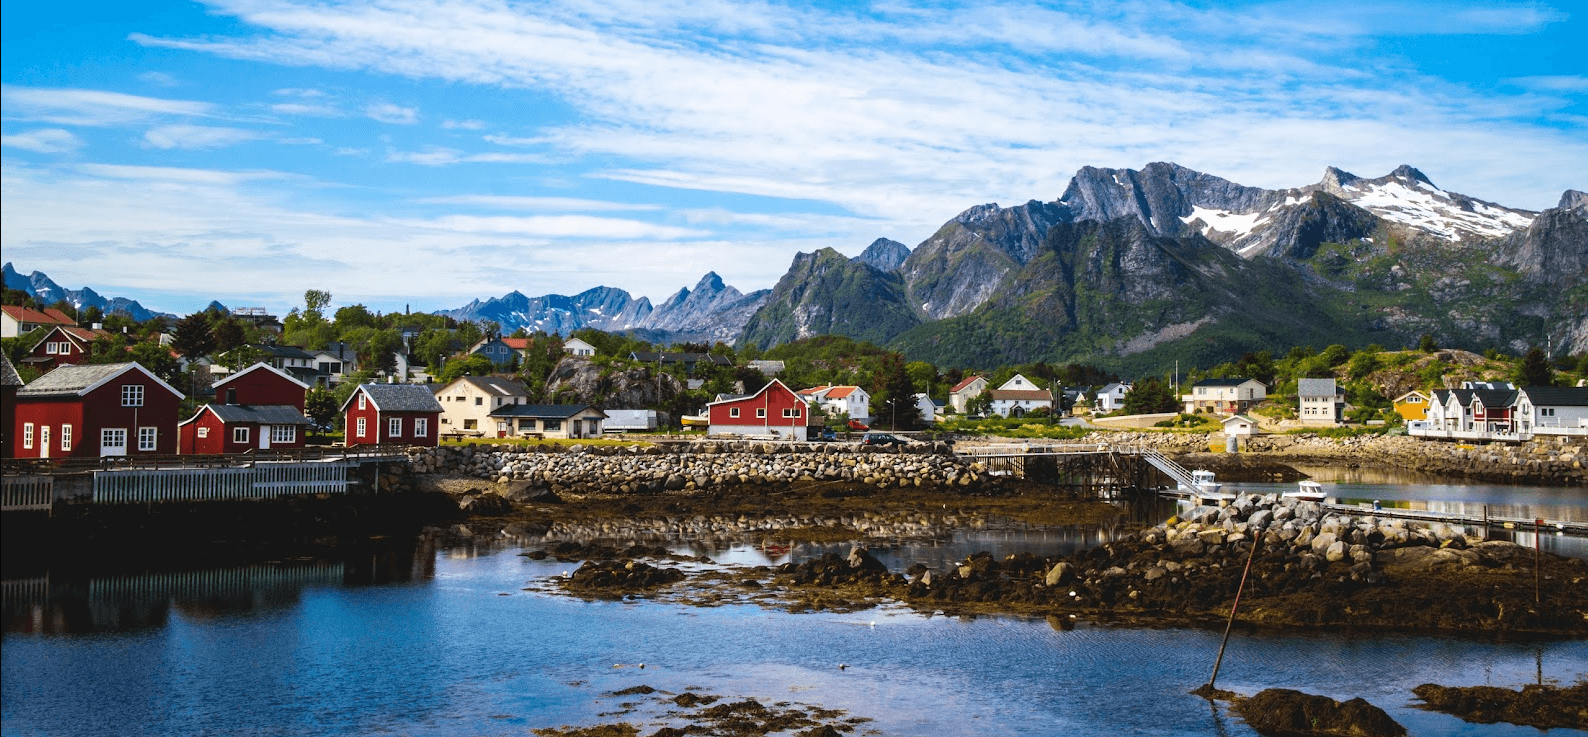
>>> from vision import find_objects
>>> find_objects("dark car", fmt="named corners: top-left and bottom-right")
top-left (861, 432), bottom-right (907, 446)
top-left (812, 429), bottom-right (837, 442)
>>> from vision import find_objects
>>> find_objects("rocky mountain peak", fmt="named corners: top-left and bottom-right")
top-left (853, 238), bottom-right (910, 272)
top-left (1317, 167), bottom-right (1359, 196)
top-left (1559, 189), bottom-right (1587, 215)
top-left (1387, 164), bottom-right (1434, 186)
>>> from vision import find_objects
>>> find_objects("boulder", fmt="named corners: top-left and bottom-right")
top-left (847, 546), bottom-right (888, 572)
top-left (1234, 688), bottom-right (1405, 737)
top-left (1325, 540), bottom-right (1349, 563)
top-left (1045, 562), bottom-right (1072, 587)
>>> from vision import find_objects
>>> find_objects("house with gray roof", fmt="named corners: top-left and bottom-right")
top-left (1297, 378), bottom-right (1344, 425)
top-left (341, 382), bottom-right (444, 447)
top-left (13, 362), bottom-right (185, 458)
top-left (1516, 386), bottom-right (1588, 434)
top-left (488, 404), bottom-right (608, 440)
top-left (434, 375), bottom-right (531, 437)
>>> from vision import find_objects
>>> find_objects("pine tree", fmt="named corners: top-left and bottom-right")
top-left (1517, 347), bottom-right (1554, 387)
top-left (870, 352), bottom-right (920, 430)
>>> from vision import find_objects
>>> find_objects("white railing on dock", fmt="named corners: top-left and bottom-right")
top-left (1, 475), bottom-right (54, 512)
top-left (89, 563), bottom-right (345, 603)
top-left (92, 463), bottom-right (349, 504)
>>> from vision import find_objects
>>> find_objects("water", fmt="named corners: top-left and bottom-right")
top-left (6, 478), bottom-right (1588, 737)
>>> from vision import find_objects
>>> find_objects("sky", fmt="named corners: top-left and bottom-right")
top-left (2, 0), bottom-right (1584, 316)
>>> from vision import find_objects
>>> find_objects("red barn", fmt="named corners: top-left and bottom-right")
top-left (21, 325), bottom-right (113, 371)
top-left (178, 362), bottom-right (313, 454)
top-left (706, 379), bottom-right (813, 441)
top-left (341, 383), bottom-right (442, 447)
top-left (12, 362), bottom-right (184, 459)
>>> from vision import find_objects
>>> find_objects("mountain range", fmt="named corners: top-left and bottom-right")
top-left (3, 262), bottom-right (170, 322)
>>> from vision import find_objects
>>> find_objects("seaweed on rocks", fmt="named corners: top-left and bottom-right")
top-left (1232, 689), bottom-right (1405, 737)
top-left (563, 560), bottom-right (686, 594)
top-left (1412, 682), bottom-right (1588, 731)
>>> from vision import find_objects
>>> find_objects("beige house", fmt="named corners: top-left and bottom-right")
top-left (1222, 413), bottom-right (1260, 436)
top-left (1298, 378), bottom-right (1345, 425)
top-left (948, 375), bottom-right (988, 414)
top-left (1182, 378), bottom-right (1267, 414)
top-left (491, 404), bottom-right (607, 439)
top-left (435, 376), bottom-right (531, 437)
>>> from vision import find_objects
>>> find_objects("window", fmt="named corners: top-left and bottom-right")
top-left (389, 418), bottom-right (402, 437)
top-left (463, 419), bottom-right (477, 430)
top-left (756, 408), bottom-right (767, 418)
top-left (517, 419), bottom-right (535, 431)
top-left (45, 342), bottom-right (58, 355)
top-left (414, 418), bottom-right (428, 437)
top-left (101, 428), bottom-right (127, 454)
top-left (475, 397), bottom-right (483, 405)
top-left (782, 407), bottom-right (801, 418)
top-left (495, 398), bottom-right (502, 407)
top-left (544, 419), bottom-right (562, 432)
top-left (61, 424), bottom-right (72, 452)
top-left (358, 393), bottom-right (367, 410)
top-left (197, 427), bottom-right (209, 438)
top-left (356, 417), bottom-right (367, 437)
top-left (122, 384), bottom-right (145, 407)
top-left (138, 427), bottom-right (157, 451)
top-left (233, 427), bottom-right (250, 444)
top-left (730, 407), bottom-right (740, 418)
top-left (23, 423), bottom-right (34, 449)
top-left (271, 425), bottom-right (296, 444)
top-left (1542, 408), bottom-right (1556, 417)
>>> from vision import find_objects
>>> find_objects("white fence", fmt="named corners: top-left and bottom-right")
top-left (1, 475), bottom-right (54, 512)
top-left (91, 463), bottom-right (349, 504)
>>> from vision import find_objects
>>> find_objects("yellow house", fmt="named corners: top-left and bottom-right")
top-left (1393, 390), bottom-right (1430, 421)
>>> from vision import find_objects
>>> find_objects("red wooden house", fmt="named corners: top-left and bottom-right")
top-left (1, 354), bottom-right (21, 458)
top-left (178, 363), bottom-right (313, 454)
top-left (341, 383), bottom-right (443, 447)
top-left (12, 362), bottom-right (184, 458)
top-left (706, 379), bottom-right (814, 441)
top-left (21, 325), bottom-right (114, 371)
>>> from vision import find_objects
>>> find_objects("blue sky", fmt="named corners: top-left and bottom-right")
top-left (3, 0), bottom-right (1584, 316)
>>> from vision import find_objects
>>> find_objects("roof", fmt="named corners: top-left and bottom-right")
top-left (488, 404), bottom-right (607, 419)
top-left (989, 389), bottom-right (1052, 401)
top-left (255, 344), bottom-right (317, 360)
top-left (1471, 389), bottom-right (1518, 408)
top-left (1393, 390), bottom-right (1429, 403)
top-left (29, 324), bottom-right (112, 352)
top-left (797, 385), bottom-right (831, 396)
top-left (212, 362), bottom-right (311, 390)
top-left (1519, 386), bottom-right (1588, 407)
top-left (17, 361), bottom-right (185, 400)
top-left (1098, 382), bottom-right (1129, 394)
top-left (340, 383), bottom-right (445, 413)
top-left (1192, 377), bottom-right (1264, 387)
top-left (825, 385), bottom-right (863, 399)
top-left (444, 375), bottom-right (530, 396)
top-left (2, 305), bottom-right (75, 326)
top-left (500, 338), bottom-right (530, 350)
top-left (1222, 413), bottom-right (1259, 424)
top-left (706, 378), bottom-right (799, 407)
top-left (949, 375), bottom-right (986, 393)
top-left (1, 353), bottom-right (21, 388)
top-left (1297, 378), bottom-right (1339, 397)
top-left (184, 404), bottom-right (312, 426)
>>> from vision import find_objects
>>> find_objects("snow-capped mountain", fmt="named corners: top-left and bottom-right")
top-left (3, 262), bottom-right (170, 321)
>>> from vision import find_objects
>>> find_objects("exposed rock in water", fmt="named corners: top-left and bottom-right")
top-left (1412, 683), bottom-right (1588, 731)
top-left (1234, 688), bottom-right (1405, 737)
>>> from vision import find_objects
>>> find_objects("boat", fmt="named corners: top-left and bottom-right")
top-left (681, 414), bottom-right (709, 428)
top-left (1179, 469), bottom-right (1232, 503)
top-left (1284, 480), bottom-right (1327, 502)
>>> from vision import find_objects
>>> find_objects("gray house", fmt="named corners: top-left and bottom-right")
top-left (1298, 378), bottom-right (1344, 424)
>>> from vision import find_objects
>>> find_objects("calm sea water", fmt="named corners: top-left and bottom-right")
top-left (4, 479), bottom-right (1586, 737)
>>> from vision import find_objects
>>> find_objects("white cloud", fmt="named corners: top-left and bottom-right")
top-left (2, 86), bottom-right (214, 126)
top-left (333, 146), bottom-right (369, 156)
top-left (138, 71), bottom-right (179, 86)
top-left (72, 163), bottom-right (288, 185)
top-left (1, 128), bottom-right (84, 153)
top-left (416, 194), bottom-right (662, 211)
top-left (390, 214), bottom-right (705, 239)
top-left (142, 124), bottom-right (261, 150)
top-left (365, 102), bottom-right (418, 124)
top-left (385, 146), bottom-right (548, 165)
top-left (443, 118), bottom-right (486, 129)
top-left (271, 102), bottom-right (342, 116)
top-left (1508, 75), bottom-right (1588, 93)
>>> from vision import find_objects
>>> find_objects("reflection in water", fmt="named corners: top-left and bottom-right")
top-left (1, 538), bottom-right (436, 635)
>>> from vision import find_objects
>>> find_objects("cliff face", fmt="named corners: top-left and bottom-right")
top-left (901, 200), bottom-right (1071, 320)
top-left (739, 247), bottom-right (919, 349)
top-left (1493, 194), bottom-right (1588, 286)
top-left (637, 272), bottom-right (769, 344)
top-left (853, 238), bottom-right (910, 272)
top-left (543, 355), bottom-right (685, 408)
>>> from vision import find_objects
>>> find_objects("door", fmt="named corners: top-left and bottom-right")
top-left (101, 428), bottom-right (128, 457)
top-left (260, 425), bottom-right (271, 450)
top-left (40, 426), bottom-right (51, 459)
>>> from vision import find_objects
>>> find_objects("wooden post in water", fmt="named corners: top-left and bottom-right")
top-left (1200, 523), bottom-right (1262, 695)
top-left (1535, 517), bottom-right (1543, 604)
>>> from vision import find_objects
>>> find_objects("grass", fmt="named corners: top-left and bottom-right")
top-left (1283, 426), bottom-right (1391, 439)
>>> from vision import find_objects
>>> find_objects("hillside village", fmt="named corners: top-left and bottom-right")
top-left (4, 285), bottom-right (1587, 460)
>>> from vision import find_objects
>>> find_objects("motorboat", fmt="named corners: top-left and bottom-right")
top-left (1284, 479), bottom-right (1327, 502)
top-left (1179, 469), bottom-right (1232, 503)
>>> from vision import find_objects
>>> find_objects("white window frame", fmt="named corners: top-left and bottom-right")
top-left (100, 428), bottom-right (127, 456)
top-left (138, 427), bottom-right (158, 451)
top-left (23, 423), bottom-right (34, 449)
top-left (782, 407), bottom-right (800, 418)
top-left (730, 407), bottom-right (740, 418)
top-left (756, 408), bottom-right (767, 418)
top-left (271, 425), bottom-right (296, 444)
top-left (414, 418), bottom-right (428, 437)
top-left (122, 384), bottom-right (145, 407)
top-left (358, 393), bottom-right (367, 410)
top-left (356, 417), bottom-right (367, 437)
top-left (45, 342), bottom-right (59, 355)
top-left (388, 417), bottom-right (401, 438)
top-left (61, 424), bottom-right (72, 452)
top-left (197, 427), bottom-right (209, 439)
top-left (233, 427), bottom-right (250, 444)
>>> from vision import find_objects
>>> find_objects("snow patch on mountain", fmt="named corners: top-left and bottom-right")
top-left (1180, 206), bottom-right (1267, 239)
top-left (1343, 178), bottom-right (1533, 240)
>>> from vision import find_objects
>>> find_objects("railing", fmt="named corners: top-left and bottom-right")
top-left (1408, 427), bottom-right (1531, 442)
top-left (1, 475), bottom-right (54, 512)
top-left (1, 445), bottom-right (411, 476)
top-left (91, 463), bottom-right (350, 504)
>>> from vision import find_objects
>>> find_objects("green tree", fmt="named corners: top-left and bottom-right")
top-left (1321, 344), bottom-right (1351, 367)
top-left (218, 345), bottom-right (266, 371)
top-left (1516, 347), bottom-right (1554, 387)
top-left (129, 341), bottom-right (182, 386)
top-left (1234, 351), bottom-right (1276, 385)
top-left (439, 354), bottom-right (495, 383)
top-left (305, 386), bottom-right (338, 433)
top-left (1418, 333), bottom-right (1439, 353)
top-left (172, 312), bottom-right (216, 359)
top-left (870, 352), bottom-right (920, 430)
top-left (303, 289), bottom-right (331, 321)
top-left (905, 360), bottom-right (939, 394)
top-left (1348, 347), bottom-right (1383, 379)
top-left (1122, 377), bottom-right (1178, 415)
top-left (80, 305), bottom-right (104, 326)
top-left (212, 318), bottom-right (247, 353)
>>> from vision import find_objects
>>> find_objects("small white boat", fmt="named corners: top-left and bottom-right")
top-left (1179, 469), bottom-right (1231, 502)
top-left (1285, 480), bottom-right (1327, 502)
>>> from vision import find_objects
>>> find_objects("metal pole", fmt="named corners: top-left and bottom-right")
top-left (1204, 525), bottom-right (1262, 693)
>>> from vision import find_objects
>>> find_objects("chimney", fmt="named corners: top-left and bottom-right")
top-left (387, 375), bottom-right (395, 384)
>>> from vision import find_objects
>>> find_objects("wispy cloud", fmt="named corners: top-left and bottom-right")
top-left (416, 194), bottom-right (662, 211)
top-left (72, 163), bottom-right (287, 185)
top-left (385, 146), bottom-right (548, 165)
top-left (365, 102), bottom-right (418, 124)
top-left (1, 128), bottom-right (84, 153)
top-left (2, 86), bottom-right (214, 126)
top-left (137, 71), bottom-right (180, 86)
top-left (390, 214), bottom-right (705, 239)
top-left (142, 124), bottom-right (262, 150)
top-left (443, 118), bottom-right (485, 129)
top-left (1508, 75), bottom-right (1588, 92)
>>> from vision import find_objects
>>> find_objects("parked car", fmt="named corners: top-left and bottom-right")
top-left (812, 429), bottom-right (837, 442)
top-left (861, 432), bottom-right (907, 446)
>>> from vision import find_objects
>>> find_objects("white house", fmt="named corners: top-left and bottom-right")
top-left (1094, 382), bottom-right (1131, 412)
top-left (434, 375), bottom-right (530, 436)
top-left (988, 374), bottom-right (1052, 418)
top-left (1298, 378), bottom-right (1345, 425)
top-left (563, 337), bottom-right (597, 357)
top-left (799, 385), bottom-right (872, 422)
top-left (1182, 378), bottom-right (1267, 415)
top-left (490, 404), bottom-right (607, 439)
top-left (1222, 413), bottom-right (1259, 437)
top-left (1515, 387), bottom-right (1588, 433)
top-left (948, 375), bottom-right (987, 414)
top-left (912, 393), bottom-right (941, 424)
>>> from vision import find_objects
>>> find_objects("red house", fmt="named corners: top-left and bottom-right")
top-left (341, 383), bottom-right (442, 447)
top-left (21, 325), bottom-right (113, 371)
top-left (706, 379), bottom-right (814, 441)
top-left (12, 362), bottom-right (184, 459)
top-left (1, 354), bottom-right (21, 458)
top-left (178, 363), bottom-right (313, 454)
